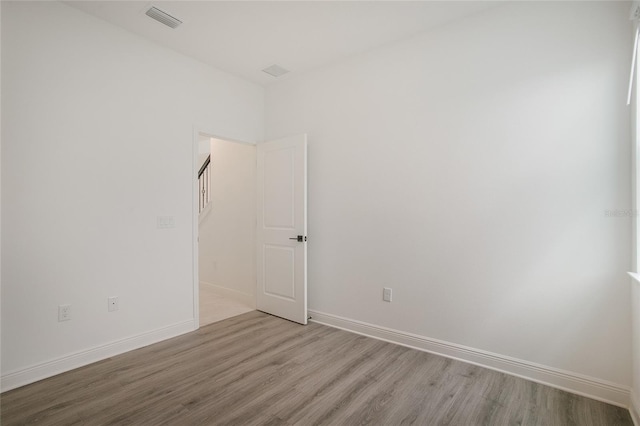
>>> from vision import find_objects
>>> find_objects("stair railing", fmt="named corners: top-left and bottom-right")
top-left (198, 155), bottom-right (211, 214)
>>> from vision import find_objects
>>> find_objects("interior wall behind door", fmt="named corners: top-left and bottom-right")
top-left (198, 137), bottom-right (257, 306)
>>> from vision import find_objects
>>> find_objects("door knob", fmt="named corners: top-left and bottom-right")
top-left (289, 235), bottom-right (307, 242)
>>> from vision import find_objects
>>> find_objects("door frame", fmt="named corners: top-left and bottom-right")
top-left (191, 125), bottom-right (257, 330)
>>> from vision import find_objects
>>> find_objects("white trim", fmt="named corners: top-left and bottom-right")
top-left (1, 319), bottom-right (196, 392)
top-left (629, 272), bottom-right (640, 284)
top-left (628, 23), bottom-right (639, 106)
top-left (200, 281), bottom-right (256, 309)
top-left (192, 126), bottom-right (202, 330)
top-left (308, 309), bottom-right (631, 408)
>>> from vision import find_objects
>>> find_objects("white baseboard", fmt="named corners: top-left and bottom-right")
top-left (631, 390), bottom-right (640, 426)
top-left (1, 319), bottom-right (196, 392)
top-left (308, 310), bottom-right (631, 408)
top-left (200, 281), bottom-right (256, 308)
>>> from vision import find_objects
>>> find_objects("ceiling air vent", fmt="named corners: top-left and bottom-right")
top-left (262, 64), bottom-right (290, 78)
top-left (145, 6), bottom-right (182, 29)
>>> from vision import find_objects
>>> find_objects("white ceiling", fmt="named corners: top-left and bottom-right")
top-left (65, 1), bottom-right (501, 86)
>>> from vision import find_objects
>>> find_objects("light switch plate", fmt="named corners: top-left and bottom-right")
top-left (157, 216), bottom-right (175, 229)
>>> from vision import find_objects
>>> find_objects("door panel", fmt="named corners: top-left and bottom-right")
top-left (256, 134), bottom-right (307, 324)
top-left (263, 147), bottom-right (295, 228)
top-left (264, 245), bottom-right (295, 300)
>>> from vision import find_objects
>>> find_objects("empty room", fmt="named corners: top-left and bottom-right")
top-left (2, 1), bottom-right (640, 424)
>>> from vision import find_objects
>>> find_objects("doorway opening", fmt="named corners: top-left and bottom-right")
top-left (196, 133), bottom-right (256, 326)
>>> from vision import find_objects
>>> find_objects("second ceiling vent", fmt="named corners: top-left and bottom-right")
top-left (262, 64), bottom-right (290, 78)
top-left (145, 6), bottom-right (182, 29)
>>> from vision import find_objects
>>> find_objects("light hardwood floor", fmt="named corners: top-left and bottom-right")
top-left (1, 311), bottom-right (633, 425)
top-left (199, 283), bottom-right (254, 326)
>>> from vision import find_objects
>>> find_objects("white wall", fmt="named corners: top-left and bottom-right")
top-left (1, 1), bottom-right (263, 385)
top-left (266, 1), bottom-right (632, 390)
top-left (0, 0), bottom-right (3, 378)
top-left (632, 38), bottom-right (640, 421)
top-left (199, 138), bottom-right (256, 303)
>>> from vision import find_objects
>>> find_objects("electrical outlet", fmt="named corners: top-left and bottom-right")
top-left (383, 287), bottom-right (392, 302)
top-left (108, 296), bottom-right (119, 312)
top-left (58, 304), bottom-right (71, 321)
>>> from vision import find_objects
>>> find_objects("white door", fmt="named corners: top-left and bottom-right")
top-left (256, 134), bottom-right (307, 324)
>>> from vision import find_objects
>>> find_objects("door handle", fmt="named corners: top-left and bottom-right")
top-left (289, 235), bottom-right (307, 242)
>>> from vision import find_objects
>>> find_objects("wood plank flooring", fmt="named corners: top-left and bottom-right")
top-left (1, 311), bottom-right (633, 425)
